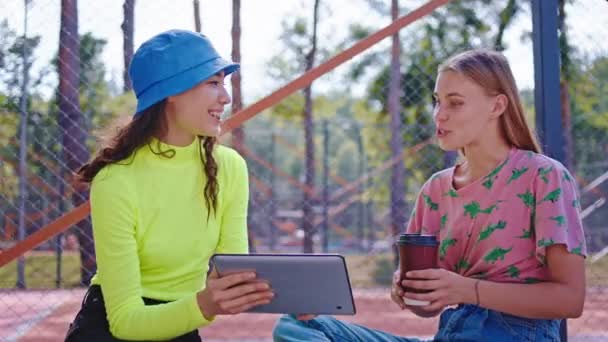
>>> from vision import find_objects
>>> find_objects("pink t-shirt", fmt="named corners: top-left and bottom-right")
top-left (406, 148), bottom-right (587, 283)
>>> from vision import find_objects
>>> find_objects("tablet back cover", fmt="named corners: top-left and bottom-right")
top-left (210, 254), bottom-right (356, 315)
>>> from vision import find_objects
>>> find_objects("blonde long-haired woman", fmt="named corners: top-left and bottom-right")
top-left (273, 49), bottom-right (586, 342)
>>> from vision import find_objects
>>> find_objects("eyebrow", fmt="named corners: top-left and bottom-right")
top-left (432, 92), bottom-right (465, 98)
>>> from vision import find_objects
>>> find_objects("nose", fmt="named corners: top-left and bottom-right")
top-left (433, 104), bottom-right (448, 123)
top-left (219, 86), bottom-right (231, 105)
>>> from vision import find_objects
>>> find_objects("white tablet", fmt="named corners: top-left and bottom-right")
top-left (209, 254), bottom-right (356, 315)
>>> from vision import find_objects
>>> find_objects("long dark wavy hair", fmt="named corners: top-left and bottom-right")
top-left (77, 100), bottom-right (219, 216)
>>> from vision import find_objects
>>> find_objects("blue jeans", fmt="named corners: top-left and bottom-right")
top-left (273, 305), bottom-right (561, 342)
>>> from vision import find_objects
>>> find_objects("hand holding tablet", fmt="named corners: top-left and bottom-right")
top-left (196, 267), bottom-right (275, 319)
top-left (210, 254), bottom-right (356, 315)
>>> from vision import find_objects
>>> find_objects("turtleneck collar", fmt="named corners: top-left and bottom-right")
top-left (143, 137), bottom-right (201, 164)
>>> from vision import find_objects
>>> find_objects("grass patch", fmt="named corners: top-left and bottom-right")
top-left (1, 251), bottom-right (606, 289)
top-left (0, 251), bottom-right (82, 289)
top-left (587, 256), bottom-right (608, 287)
top-left (344, 253), bottom-right (394, 288)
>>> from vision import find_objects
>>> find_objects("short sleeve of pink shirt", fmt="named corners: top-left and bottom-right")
top-left (405, 149), bottom-right (587, 283)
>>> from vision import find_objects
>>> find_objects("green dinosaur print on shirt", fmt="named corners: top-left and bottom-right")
top-left (550, 215), bottom-right (566, 227)
top-left (540, 188), bottom-right (562, 203)
top-left (484, 247), bottom-right (513, 264)
top-left (537, 238), bottom-right (555, 247)
top-left (440, 214), bottom-right (448, 229)
top-left (563, 170), bottom-right (573, 182)
top-left (423, 194), bottom-right (439, 211)
top-left (482, 158), bottom-right (509, 189)
top-left (506, 265), bottom-right (520, 278)
top-left (482, 178), bottom-right (493, 189)
top-left (525, 277), bottom-right (541, 284)
top-left (440, 238), bottom-right (458, 259)
top-left (538, 166), bottom-right (554, 184)
top-left (571, 243), bottom-right (584, 256)
top-left (517, 190), bottom-right (535, 208)
top-left (478, 220), bottom-right (507, 242)
top-left (454, 258), bottom-right (471, 273)
top-left (444, 189), bottom-right (459, 198)
top-left (516, 227), bottom-right (532, 239)
top-left (507, 167), bottom-right (529, 184)
top-left (464, 201), bottom-right (502, 219)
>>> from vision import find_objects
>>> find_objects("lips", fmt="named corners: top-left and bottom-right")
top-left (436, 128), bottom-right (451, 138)
top-left (208, 110), bottom-right (222, 121)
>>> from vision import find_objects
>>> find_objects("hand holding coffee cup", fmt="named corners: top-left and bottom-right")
top-left (396, 234), bottom-right (439, 306)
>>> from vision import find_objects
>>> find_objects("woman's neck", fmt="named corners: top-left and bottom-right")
top-left (158, 130), bottom-right (196, 147)
top-left (454, 139), bottom-right (511, 188)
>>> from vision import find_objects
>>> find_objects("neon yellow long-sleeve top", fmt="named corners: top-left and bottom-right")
top-left (89, 138), bottom-right (249, 340)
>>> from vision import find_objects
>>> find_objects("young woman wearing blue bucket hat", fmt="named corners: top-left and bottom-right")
top-left (65, 29), bottom-right (274, 341)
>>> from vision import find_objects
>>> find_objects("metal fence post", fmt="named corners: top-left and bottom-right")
top-left (532, 0), bottom-right (565, 163)
top-left (269, 132), bottom-right (276, 251)
top-left (532, 1), bottom-right (567, 341)
top-left (355, 122), bottom-right (365, 251)
top-left (16, 0), bottom-right (31, 289)
top-left (322, 119), bottom-right (330, 253)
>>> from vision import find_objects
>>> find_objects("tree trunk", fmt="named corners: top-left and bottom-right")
top-left (231, 0), bottom-right (244, 152)
top-left (388, 0), bottom-right (406, 266)
top-left (193, 0), bottom-right (202, 33)
top-left (230, 0), bottom-right (251, 250)
top-left (494, 0), bottom-right (518, 51)
top-left (302, 0), bottom-right (320, 253)
top-left (560, 81), bottom-right (574, 169)
top-left (59, 0), bottom-right (94, 286)
top-left (121, 0), bottom-right (135, 92)
top-left (558, 0), bottom-right (574, 170)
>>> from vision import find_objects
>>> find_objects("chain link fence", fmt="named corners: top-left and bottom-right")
top-left (1, 0), bottom-right (607, 341)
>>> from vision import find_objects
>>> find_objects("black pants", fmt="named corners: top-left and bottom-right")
top-left (65, 285), bottom-right (201, 342)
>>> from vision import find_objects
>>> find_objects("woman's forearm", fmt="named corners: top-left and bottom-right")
top-left (405, 247), bottom-right (586, 319)
top-left (476, 279), bottom-right (585, 319)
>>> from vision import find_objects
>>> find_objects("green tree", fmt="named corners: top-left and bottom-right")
top-left (80, 33), bottom-right (111, 130)
top-left (351, 0), bottom-right (523, 194)
top-left (0, 19), bottom-right (48, 245)
top-left (267, 1), bottom-right (326, 253)
top-left (0, 20), bottom-right (45, 107)
top-left (570, 56), bottom-right (608, 181)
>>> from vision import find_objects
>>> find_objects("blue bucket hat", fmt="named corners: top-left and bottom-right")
top-left (129, 29), bottom-right (239, 115)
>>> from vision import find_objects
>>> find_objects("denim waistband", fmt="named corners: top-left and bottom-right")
top-left (437, 304), bottom-right (561, 341)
